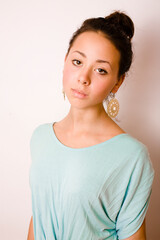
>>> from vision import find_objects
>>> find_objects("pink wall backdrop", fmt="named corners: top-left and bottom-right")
top-left (0, 0), bottom-right (159, 239)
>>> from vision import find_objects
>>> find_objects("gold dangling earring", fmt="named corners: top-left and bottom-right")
top-left (62, 89), bottom-right (65, 100)
top-left (105, 92), bottom-right (119, 118)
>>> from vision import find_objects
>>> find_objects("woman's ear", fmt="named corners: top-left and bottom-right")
top-left (111, 74), bottom-right (125, 94)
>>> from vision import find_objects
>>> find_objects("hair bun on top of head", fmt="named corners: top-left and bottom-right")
top-left (105, 11), bottom-right (134, 41)
top-left (67, 10), bottom-right (134, 76)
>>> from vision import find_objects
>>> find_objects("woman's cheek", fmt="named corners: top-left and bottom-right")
top-left (63, 66), bottom-right (72, 87)
top-left (94, 79), bottom-right (115, 100)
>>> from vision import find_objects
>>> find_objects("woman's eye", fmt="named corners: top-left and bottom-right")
top-left (72, 59), bottom-right (82, 66)
top-left (96, 68), bottom-right (108, 75)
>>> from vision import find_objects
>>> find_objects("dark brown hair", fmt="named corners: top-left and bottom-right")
top-left (67, 11), bottom-right (134, 78)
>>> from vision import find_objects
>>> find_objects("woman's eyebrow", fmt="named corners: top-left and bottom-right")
top-left (72, 50), bottom-right (86, 58)
top-left (72, 50), bottom-right (112, 69)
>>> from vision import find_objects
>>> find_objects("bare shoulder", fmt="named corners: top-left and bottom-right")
top-left (53, 120), bottom-right (69, 137)
top-left (54, 117), bottom-right (126, 135)
top-left (103, 117), bottom-right (126, 137)
top-left (53, 118), bottom-right (126, 148)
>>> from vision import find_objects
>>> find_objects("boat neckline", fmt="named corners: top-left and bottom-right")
top-left (50, 122), bottom-right (129, 151)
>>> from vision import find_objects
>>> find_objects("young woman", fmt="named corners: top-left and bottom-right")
top-left (28, 11), bottom-right (154, 240)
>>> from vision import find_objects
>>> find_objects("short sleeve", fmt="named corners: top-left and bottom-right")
top-left (116, 146), bottom-right (154, 239)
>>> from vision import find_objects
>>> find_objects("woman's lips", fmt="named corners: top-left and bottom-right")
top-left (71, 88), bottom-right (88, 98)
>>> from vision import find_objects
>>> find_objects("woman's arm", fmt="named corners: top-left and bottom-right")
top-left (123, 219), bottom-right (146, 240)
top-left (27, 216), bottom-right (34, 240)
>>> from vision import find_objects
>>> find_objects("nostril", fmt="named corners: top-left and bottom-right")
top-left (79, 76), bottom-right (90, 85)
top-left (83, 80), bottom-right (89, 85)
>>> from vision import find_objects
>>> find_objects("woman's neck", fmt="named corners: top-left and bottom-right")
top-left (62, 104), bottom-right (111, 134)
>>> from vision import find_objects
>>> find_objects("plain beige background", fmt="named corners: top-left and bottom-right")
top-left (0, 0), bottom-right (160, 239)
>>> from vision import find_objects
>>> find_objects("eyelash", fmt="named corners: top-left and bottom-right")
top-left (72, 59), bottom-right (108, 75)
top-left (96, 68), bottom-right (108, 75)
top-left (72, 59), bottom-right (82, 66)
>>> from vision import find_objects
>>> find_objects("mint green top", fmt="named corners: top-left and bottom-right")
top-left (29, 123), bottom-right (154, 240)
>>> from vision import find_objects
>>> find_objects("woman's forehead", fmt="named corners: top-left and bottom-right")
top-left (69, 31), bottom-right (120, 67)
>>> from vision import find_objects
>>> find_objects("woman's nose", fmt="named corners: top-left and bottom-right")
top-left (78, 68), bottom-right (91, 85)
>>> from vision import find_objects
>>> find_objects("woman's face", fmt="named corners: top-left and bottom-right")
top-left (63, 31), bottom-right (123, 109)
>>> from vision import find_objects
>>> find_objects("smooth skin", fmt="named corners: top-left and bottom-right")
top-left (27, 216), bottom-right (34, 240)
top-left (28, 31), bottom-right (147, 239)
